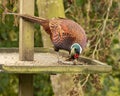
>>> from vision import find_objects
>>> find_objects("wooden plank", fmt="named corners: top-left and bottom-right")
top-left (19, 74), bottom-right (33, 96)
top-left (0, 47), bottom-right (52, 53)
top-left (2, 65), bottom-right (112, 74)
top-left (0, 53), bottom-right (112, 74)
top-left (19, 0), bottom-right (34, 61)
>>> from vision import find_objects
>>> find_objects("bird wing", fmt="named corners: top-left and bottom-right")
top-left (49, 19), bottom-right (63, 40)
top-left (49, 18), bottom-right (76, 41)
top-left (49, 18), bottom-right (76, 51)
top-left (49, 18), bottom-right (87, 51)
top-left (59, 19), bottom-right (87, 48)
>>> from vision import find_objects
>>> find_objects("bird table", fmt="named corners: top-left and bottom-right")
top-left (0, 48), bottom-right (112, 96)
top-left (0, 0), bottom-right (112, 96)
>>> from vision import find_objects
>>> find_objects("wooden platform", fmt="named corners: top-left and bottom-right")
top-left (0, 48), bottom-right (112, 74)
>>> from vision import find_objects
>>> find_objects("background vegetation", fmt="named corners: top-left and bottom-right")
top-left (0, 0), bottom-right (120, 96)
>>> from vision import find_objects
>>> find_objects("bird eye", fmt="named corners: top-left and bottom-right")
top-left (74, 48), bottom-right (77, 51)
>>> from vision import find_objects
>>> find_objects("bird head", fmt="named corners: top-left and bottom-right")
top-left (70, 43), bottom-right (82, 59)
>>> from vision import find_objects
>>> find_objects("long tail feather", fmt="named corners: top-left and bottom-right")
top-left (4, 12), bottom-right (51, 34)
top-left (4, 12), bottom-right (49, 25)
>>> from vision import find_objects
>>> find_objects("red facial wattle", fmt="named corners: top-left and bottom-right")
top-left (74, 54), bottom-right (79, 59)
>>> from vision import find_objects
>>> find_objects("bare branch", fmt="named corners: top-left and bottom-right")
top-left (81, 74), bottom-right (90, 87)
top-left (101, 0), bottom-right (113, 35)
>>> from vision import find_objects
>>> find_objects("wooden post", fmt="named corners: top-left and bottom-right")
top-left (19, 0), bottom-right (34, 96)
top-left (19, 74), bottom-right (33, 96)
top-left (19, 0), bottom-right (34, 61)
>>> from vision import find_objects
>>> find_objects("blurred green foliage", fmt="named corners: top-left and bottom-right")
top-left (0, 0), bottom-right (43, 47)
top-left (0, 0), bottom-right (120, 96)
top-left (0, 74), bottom-right (18, 96)
top-left (34, 74), bottom-right (53, 96)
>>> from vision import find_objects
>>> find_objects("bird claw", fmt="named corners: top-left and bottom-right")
top-left (58, 59), bottom-right (79, 65)
top-left (58, 60), bottom-right (74, 65)
top-left (57, 60), bottom-right (63, 64)
top-left (65, 57), bottom-right (73, 61)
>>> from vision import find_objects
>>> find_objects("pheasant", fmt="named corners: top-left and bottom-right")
top-left (5, 13), bottom-right (87, 64)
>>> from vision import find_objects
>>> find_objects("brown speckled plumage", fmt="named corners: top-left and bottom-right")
top-left (14, 14), bottom-right (87, 53)
top-left (49, 18), bottom-right (87, 52)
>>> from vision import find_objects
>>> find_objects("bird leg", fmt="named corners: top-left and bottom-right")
top-left (57, 52), bottom-right (60, 63)
top-left (54, 47), bottom-right (60, 63)
top-left (56, 51), bottom-right (67, 64)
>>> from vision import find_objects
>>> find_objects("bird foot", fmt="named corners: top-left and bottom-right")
top-left (64, 58), bottom-right (78, 65)
top-left (65, 57), bottom-right (73, 61)
top-left (57, 60), bottom-right (62, 64)
top-left (62, 59), bottom-right (79, 65)
top-left (57, 57), bottom-right (79, 65)
top-left (59, 60), bottom-right (74, 65)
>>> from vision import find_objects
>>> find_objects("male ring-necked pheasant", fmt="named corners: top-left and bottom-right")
top-left (5, 13), bottom-right (87, 64)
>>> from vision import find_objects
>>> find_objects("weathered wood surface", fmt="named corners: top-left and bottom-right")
top-left (19, 74), bottom-right (33, 96)
top-left (19, 0), bottom-right (34, 61)
top-left (19, 0), bottom-right (34, 96)
top-left (0, 47), bottom-right (51, 53)
top-left (0, 49), bottom-right (112, 74)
